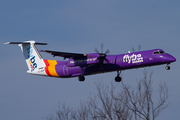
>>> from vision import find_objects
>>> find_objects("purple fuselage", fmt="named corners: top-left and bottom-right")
top-left (45, 49), bottom-right (176, 78)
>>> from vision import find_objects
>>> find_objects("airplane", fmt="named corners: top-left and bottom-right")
top-left (5, 40), bottom-right (176, 82)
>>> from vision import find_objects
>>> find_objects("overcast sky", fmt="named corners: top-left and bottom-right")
top-left (1, 1), bottom-right (180, 120)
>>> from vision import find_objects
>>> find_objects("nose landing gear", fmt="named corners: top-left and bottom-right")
top-left (115, 71), bottom-right (122, 82)
top-left (165, 64), bottom-right (170, 70)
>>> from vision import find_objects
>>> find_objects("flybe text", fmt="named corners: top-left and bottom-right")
top-left (27, 46), bottom-right (37, 71)
top-left (123, 54), bottom-right (143, 64)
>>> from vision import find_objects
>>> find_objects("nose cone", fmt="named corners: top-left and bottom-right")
top-left (165, 54), bottom-right (176, 63)
top-left (171, 56), bottom-right (176, 62)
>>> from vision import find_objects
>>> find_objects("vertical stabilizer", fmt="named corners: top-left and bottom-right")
top-left (5, 41), bottom-right (47, 75)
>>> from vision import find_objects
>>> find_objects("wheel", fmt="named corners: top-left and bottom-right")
top-left (165, 66), bottom-right (170, 70)
top-left (78, 75), bottom-right (85, 82)
top-left (115, 76), bottom-right (122, 82)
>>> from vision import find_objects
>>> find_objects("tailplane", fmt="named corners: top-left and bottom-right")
top-left (5, 41), bottom-right (47, 75)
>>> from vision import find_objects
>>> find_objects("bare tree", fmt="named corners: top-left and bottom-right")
top-left (87, 81), bottom-right (132, 120)
top-left (111, 71), bottom-right (169, 120)
top-left (43, 103), bottom-right (73, 120)
top-left (44, 71), bottom-right (168, 120)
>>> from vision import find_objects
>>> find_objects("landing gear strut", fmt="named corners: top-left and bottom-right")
top-left (165, 64), bottom-right (170, 70)
top-left (78, 67), bottom-right (86, 82)
top-left (115, 71), bottom-right (122, 82)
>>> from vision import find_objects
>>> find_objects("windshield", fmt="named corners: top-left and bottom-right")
top-left (153, 51), bottom-right (166, 55)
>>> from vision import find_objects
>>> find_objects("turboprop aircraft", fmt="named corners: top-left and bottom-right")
top-left (5, 41), bottom-right (176, 82)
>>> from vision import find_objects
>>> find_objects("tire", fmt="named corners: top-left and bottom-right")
top-left (165, 66), bottom-right (170, 70)
top-left (78, 76), bottom-right (85, 82)
top-left (115, 76), bottom-right (122, 82)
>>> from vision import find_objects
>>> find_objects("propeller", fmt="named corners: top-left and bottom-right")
top-left (95, 44), bottom-right (110, 64)
top-left (132, 45), bottom-right (141, 52)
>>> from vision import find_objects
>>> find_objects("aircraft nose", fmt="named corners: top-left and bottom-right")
top-left (171, 56), bottom-right (176, 62)
top-left (166, 55), bottom-right (176, 63)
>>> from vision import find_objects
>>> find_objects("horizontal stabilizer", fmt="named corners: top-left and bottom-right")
top-left (4, 41), bottom-right (47, 45)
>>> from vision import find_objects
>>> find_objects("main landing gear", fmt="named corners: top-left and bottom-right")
top-left (78, 67), bottom-right (85, 82)
top-left (165, 64), bottom-right (170, 70)
top-left (78, 75), bottom-right (85, 82)
top-left (115, 71), bottom-right (122, 82)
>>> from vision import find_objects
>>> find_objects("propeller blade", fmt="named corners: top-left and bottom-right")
top-left (95, 44), bottom-right (110, 65)
top-left (132, 47), bottom-right (135, 52)
top-left (104, 58), bottom-right (109, 63)
top-left (95, 48), bottom-right (100, 53)
top-left (101, 43), bottom-right (103, 53)
top-left (104, 49), bottom-right (110, 54)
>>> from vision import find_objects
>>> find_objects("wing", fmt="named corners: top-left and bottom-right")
top-left (40, 50), bottom-right (87, 59)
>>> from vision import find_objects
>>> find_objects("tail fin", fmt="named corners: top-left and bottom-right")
top-left (5, 41), bottom-right (47, 75)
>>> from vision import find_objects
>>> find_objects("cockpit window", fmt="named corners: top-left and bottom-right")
top-left (153, 50), bottom-right (166, 55)
top-left (153, 51), bottom-right (159, 54)
top-left (159, 51), bottom-right (166, 54)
